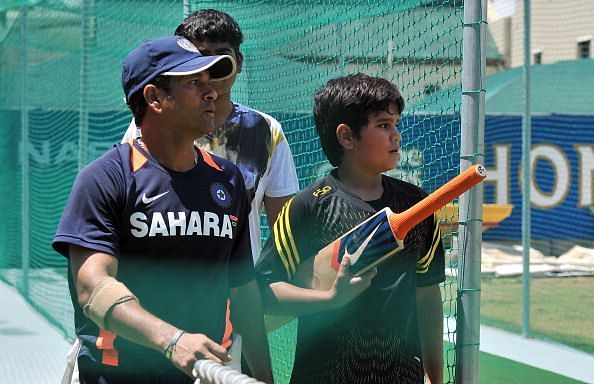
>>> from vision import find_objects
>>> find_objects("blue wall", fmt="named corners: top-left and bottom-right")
top-left (281, 113), bottom-right (594, 241)
top-left (483, 114), bottom-right (594, 240)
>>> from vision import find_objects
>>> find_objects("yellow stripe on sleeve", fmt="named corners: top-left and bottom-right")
top-left (268, 121), bottom-right (285, 157)
top-left (283, 202), bottom-right (301, 267)
top-left (273, 203), bottom-right (293, 279)
top-left (273, 199), bottom-right (302, 281)
top-left (278, 213), bottom-right (297, 275)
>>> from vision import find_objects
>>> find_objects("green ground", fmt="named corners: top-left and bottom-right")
top-left (481, 276), bottom-right (594, 354)
top-left (479, 351), bottom-right (584, 384)
top-left (443, 276), bottom-right (594, 354)
top-left (443, 341), bottom-right (584, 383)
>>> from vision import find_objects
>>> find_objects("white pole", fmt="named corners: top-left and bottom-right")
top-left (521, 0), bottom-right (532, 338)
top-left (20, 6), bottom-right (30, 297)
top-left (456, 0), bottom-right (487, 382)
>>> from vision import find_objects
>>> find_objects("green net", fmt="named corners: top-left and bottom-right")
top-left (0, 1), bottom-right (470, 383)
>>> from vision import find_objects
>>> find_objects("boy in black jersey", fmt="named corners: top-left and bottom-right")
top-left (256, 73), bottom-right (445, 384)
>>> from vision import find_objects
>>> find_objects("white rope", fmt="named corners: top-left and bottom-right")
top-left (193, 359), bottom-right (265, 384)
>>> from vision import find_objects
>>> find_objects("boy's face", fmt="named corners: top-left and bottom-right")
top-left (352, 104), bottom-right (401, 173)
top-left (192, 40), bottom-right (242, 102)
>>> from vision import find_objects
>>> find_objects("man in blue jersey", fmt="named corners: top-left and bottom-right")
top-left (122, 9), bottom-right (300, 263)
top-left (53, 35), bottom-right (273, 383)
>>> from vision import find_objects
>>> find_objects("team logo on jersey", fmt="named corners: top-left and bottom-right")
top-left (312, 185), bottom-right (332, 197)
top-left (210, 182), bottom-right (231, 208)
top-left (141, 191), bottom-right (169, 204)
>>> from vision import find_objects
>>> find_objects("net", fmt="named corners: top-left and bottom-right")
top-left (0, 1), bottom-right (472, 383)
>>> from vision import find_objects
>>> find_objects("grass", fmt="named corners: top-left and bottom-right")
top-left (480, 276), bottom-right (594, 354)
top-left (443, 276), bottom-right (594, 354)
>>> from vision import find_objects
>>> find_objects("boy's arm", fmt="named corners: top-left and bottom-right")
top-left (416, 284), bottom-right (444, 384)
top-left (230, 280), bottom-right (274, 383)
top-left (262, 256), bottom-right (376, 317)
top-left (257, 190), bottom-right (375, 318)
top-left (263, 195), bottom-right (292, 227)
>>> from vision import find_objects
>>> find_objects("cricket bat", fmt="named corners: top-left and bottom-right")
top-left (292, 164), bottom-right (487, 291)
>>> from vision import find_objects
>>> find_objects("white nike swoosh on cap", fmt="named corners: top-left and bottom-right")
top-left (142, 191), bottom-right (169, 204)
top-left (343, 223), bottom-right (382, 265)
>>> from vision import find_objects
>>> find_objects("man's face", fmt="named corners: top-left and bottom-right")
top-left (163, 71), bottom-right (218, 139)
top-left (192, 40), bottom-right (242, 101)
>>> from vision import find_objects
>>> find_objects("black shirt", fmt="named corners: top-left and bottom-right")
top-left (256, 169), bottom-right (445, 384)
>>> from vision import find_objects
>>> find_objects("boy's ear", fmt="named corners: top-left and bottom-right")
top-left (336, 123), bottom-right (355, 150)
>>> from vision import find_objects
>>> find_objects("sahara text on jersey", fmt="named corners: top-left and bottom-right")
top-left (129, 211), bottom-right (237, 238)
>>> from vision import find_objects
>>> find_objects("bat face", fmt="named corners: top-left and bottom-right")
top-left (307, 208), bottom-right (405, 291)
top-left (332, 208), bottom-right (405, 275)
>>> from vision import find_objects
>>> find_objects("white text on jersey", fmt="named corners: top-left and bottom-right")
top-left (129, 211), bottom-right (234, 238)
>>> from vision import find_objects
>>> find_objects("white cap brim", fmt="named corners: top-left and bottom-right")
top-left (162, 54), bottom-right (236, 81)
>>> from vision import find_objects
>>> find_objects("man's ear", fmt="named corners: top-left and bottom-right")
top-left (143, 85), bottom-right (163, 112)
top-left (336, 123), bottom-right (355, 150)
top-left (235, 52), bottom-right (243, 74)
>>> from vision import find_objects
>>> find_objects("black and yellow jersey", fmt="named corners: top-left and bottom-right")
top-left (256, 169), bottom-right (445, 384)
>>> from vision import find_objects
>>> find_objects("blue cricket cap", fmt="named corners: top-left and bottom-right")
top-left (122, 35), bottom-right (236, 103)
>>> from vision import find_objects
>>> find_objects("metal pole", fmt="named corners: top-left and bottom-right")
top-left (336, 24), bottom-right (345, 74)
top-left (79, 0), bottom-right (94, 169)
top-left (456, 0), bottom-right (486, 383)
top-left (20, 6), bottom-right (30, 297)
top-left (521, 0), bottom-right (532, 338)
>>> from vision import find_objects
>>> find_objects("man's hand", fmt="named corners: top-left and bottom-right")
top-left (328, 255), bottom-right (377, 309)
top-left (170, 333), bottom-right (231, 378)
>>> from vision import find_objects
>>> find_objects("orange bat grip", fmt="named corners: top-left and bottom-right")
top-left (388, 164), bottom-right (486, 240)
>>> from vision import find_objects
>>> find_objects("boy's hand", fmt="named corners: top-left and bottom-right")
top-left (328, 255), bottom-right (377, 309)
top-left (170, 333), bottom-right (231, 378)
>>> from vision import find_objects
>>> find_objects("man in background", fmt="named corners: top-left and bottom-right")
top-left (122, 9), bottom-right (300, 263)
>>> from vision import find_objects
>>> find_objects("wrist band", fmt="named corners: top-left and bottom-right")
top-left (164, 329), bottom-right (185, 360)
